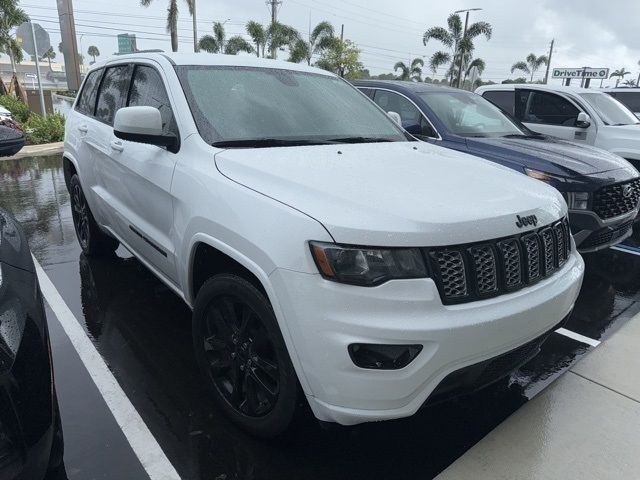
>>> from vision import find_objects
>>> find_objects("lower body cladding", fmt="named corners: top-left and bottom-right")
top-left (269, 252), bottom-right (584, 425)
top-left (570, 208), bottom-right (638, 253)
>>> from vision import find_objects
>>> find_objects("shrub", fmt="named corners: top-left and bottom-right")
top-left (24, 112), bottom-right (65, 144)
top-left (0, 94), bottom-right (31, 123)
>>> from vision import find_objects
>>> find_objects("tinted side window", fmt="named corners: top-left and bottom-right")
top-left (95, 65), bottom-right (132, 125)
top-left (525, 91), bottom-right (579, 126)
top-left (482, 90), bottom-right (514, 115)
top-left (127, 65), bottom-right (177, 136)
top-left (358, 87), bottom-right (375, 99)
top-left (75, 69), bottom-right (103, 116)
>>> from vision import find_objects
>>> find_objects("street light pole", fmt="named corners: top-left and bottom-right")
top-left (454, 8), bottom-right (482, 89)
top-left (192, 0), bottom-right (199, 52)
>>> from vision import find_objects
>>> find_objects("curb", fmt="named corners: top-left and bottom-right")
top-left (2, 142), bottom-right (64, 160)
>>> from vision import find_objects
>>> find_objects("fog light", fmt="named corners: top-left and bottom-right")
top-left (348, 344), bottom-right (422, 370)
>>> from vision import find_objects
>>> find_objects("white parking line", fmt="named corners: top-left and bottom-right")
top-left (34, 256), bottom-right (182, 480)
top-left (555, 327), bottom-right (601, 347)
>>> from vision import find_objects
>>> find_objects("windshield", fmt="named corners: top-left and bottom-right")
top-left (176, 65), bottom-right (408, 147)
top-left (579, 92), bottom-right (640, 126)
top-left (417, 91), bottom-right (525, 137)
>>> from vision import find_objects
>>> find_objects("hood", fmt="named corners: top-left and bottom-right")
top-left (466, 134), bottom-right (631, 176)
top-left (0, 210), bottom-right (33, 273)
top-left (215, 142), bottom-right (566, 246)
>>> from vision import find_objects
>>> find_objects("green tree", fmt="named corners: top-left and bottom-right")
top-left (502, 77), bottom-right (527, 84)
top-left (87, 45), bottom-right (100, 63)
top-left (610, 68), bottom-right (631, 87)
top-left (316, 38), bottom-right (363, 79)
top-left (41, 46), bottom-right (55, 69)
top-left (198, 22), bottom-right (253, 55)
top-left (288, 21), bottom-right (334, 64)
top-left (623, 79), bottom-right (637, 87)
top-left (511, 53), bottom-right (549, 82)
top-left (423, 13), bottom-right (491, 85)
top-left (0, 0), bottom-right (29, 67)
top-left (140, 0), bottom-right (193, 52)
top-left (394, 58), bottom-right (424, 81)
top-left (246, 20), bottom-right (300, 59)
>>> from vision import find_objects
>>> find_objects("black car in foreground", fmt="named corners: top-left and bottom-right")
top-left (353, 80), bottom-right (640, 252)
top-left (0, 210), bottom-right (63, 479)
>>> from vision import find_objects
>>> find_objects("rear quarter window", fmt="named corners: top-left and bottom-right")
top-left (75, 69), bottom-right (103, 116)
top-left (95, 64), bottom-right (133, 125)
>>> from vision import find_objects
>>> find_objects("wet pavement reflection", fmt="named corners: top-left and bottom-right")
top-left (2, 154), bottom-right (640, 480)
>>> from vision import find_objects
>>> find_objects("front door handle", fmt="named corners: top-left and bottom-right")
top-left (78, 125), bottom-right (88, 133)
top-left (110, 140), bottom-right (124, 152)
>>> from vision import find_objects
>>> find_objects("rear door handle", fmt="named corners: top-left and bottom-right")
top-left (110, 140), bottom-right (124, 152)
top-left (78, 125), bottom-right (88, 133)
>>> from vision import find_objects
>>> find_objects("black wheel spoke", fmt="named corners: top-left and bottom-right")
top-left (239, 305), bottom-right (252, 337)
top-left (204, 335), bottom-right (227, 351)
top-left (248, 366), bottom-right (278, 401)
top-left (252, 354), bottom-right (278, 382)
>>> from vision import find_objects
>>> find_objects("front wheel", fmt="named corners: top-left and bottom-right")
top-left (69, 174), bottom-right (119, 257)
top-left (192, 274), bottom-right (300, 437)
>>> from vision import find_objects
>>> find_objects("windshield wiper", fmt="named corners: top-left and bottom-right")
top-left (328, 136), bottom-right (395, 144)
top-left (212, 138), bottom-right (336, 148)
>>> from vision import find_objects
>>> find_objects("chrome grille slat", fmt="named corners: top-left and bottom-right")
top-left (428, 217), bottom-right (571, 305)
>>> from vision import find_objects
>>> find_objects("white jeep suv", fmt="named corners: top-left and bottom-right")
top-left (63, 53), bottom-right (584, 436)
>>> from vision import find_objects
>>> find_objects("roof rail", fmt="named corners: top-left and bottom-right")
top-left (113, 49), bottom-right (165, 55)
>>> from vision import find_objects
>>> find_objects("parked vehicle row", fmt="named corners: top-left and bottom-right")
top-left (353, 80), bottom-right (640, 252)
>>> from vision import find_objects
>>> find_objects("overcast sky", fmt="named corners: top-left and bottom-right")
top-left (23, 0), bottom-right (640, 86)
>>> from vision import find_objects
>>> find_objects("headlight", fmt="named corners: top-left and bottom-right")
top-left (563, 191), bottom-right (590, 210)
top-left (524, 168), bottom-right (566, 184)
top-left (309, 242), bottom-right (428, 286)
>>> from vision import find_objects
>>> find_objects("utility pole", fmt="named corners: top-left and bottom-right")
top-left (454, 8), bottom-right (482, 89)
top-left (339, 24), bottom-right (344, 77)
top-left (30, 21), bottom-right (46, 118)
top-left (543, 38), bottom-right (554, 84)
top-left (267, 0), bottom-right (282, 58)
top-left (56, 0), bottom-right (81, 91)
top-left (192, 0), bottom-right (199, 52)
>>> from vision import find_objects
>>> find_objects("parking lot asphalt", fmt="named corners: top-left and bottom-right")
top-left (3, 154), bottom-right (640, 480)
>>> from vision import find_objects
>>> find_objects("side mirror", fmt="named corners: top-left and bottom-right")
top-left (387, 111), bottom-right (402, 125)
top-left (114, 106), bottom-right (178, 152)
top-left (402, 120), bottom-right (422, 136)
top-left (576, 112), bottom-right (591, 129)
top-left (0, 125), bottom-right (25, 158)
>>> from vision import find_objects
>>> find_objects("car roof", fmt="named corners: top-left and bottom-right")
top-left (607, 87), bottom-right (640, 92)
top-left (89, 52), bottom-right (334, 76)
top-left (476, 83), bottom-right (600, 95)
top-left (352, 79), bottom-right (462, 94)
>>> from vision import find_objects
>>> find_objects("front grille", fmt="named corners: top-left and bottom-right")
top-left (593, 178), bottom-right (640, 219)
top-left (427, 217), bottom-right (571, 305)
top-left (581, 219), bottom-right (635, 249)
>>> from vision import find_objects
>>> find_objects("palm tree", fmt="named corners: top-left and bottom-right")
top-left (511, 53), bottom-right (549, 82)
top-left (288, 21), bottom-right (334, 65)
top-left (610, 68), bottom-right (631, 87)
top-left (423, 13), bottom-right (491, 85)
top-left (139, 0), bottom-right (193, 52)
top-left (464, 57), bottom-right (485, 85)
top-left (623, 79), bottom-right (637, 87)
top-left (0, 0), bottom-right (29, 69)
top-left (246, 20), bottom-right (300, 59)
top-left (394, 58), bottom-right (424, 81)
top-left (41, 46), bottom-right (55, 69)
top-left (198, 22), bottom-right (253, 55)
top-left (87, 45), bottom-right (100, 63)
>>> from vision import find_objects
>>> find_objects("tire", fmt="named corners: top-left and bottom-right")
top-left (192, 274), bottom-right (300, 437)
top-left (69, 174), bottom-right (119, 256)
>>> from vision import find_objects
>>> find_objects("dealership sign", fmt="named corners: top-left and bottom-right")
top-left (552, 68), bottom-right (609, 79)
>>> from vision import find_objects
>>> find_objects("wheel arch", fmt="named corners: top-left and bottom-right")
top-left (62, 153), bottom-right (79, 192)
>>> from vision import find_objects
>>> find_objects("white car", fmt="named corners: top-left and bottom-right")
top-left (63, 53), bottom-right (584, 436)
top-left (0, 105), bottom-right (12, 121)
top-left (476, 84), bottom-right (640, 169)
top-left (605, 87), bottom-right (640, 118)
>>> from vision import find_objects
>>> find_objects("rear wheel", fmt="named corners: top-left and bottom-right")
top-left (70, 174), bottom-right (119, 256)
top-left (192, 274), bottom-right (300, 437)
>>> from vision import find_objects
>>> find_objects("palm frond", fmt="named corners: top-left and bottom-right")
top-left (225, 36), bottom-right (254, 55)
top-left (446, 13), bottom-right (463, 40)
top-left (466, 58), bottom-right (485, 76)
top-left (310, 21), bottom-right (334, 45)
top-left (429, 51), bottom-right (450, 74)
top-left (394, 61), bottom-right (410, 80)
top-left (411, 57), bottom-right (424, 69)
top-left (511, 61), bottom-right (530, 74)
top-left (288, 38), bottom-right (310, 63)
top-left (423, 26), bottom-right (453, 48)
top-left (198, 35), bottom-right (221, 53)
top-left (212, 22), bottom-right (225, 47)
top-left (466, 21), bottom-right (492, 41)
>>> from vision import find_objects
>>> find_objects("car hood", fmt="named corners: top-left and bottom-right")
top-left (0, 210), bottom-right (34, 273)
top-left (466, 135), bottom-right (631, 176)
top-left (215, 142), bottom-right (566, 246)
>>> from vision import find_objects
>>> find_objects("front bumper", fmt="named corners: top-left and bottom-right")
top-left (0, 263), bottom-right (56, 480)
top-left (569, 208), bottom-right (638, 252)
top-left (270, 251), bottom-right (584, 425)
